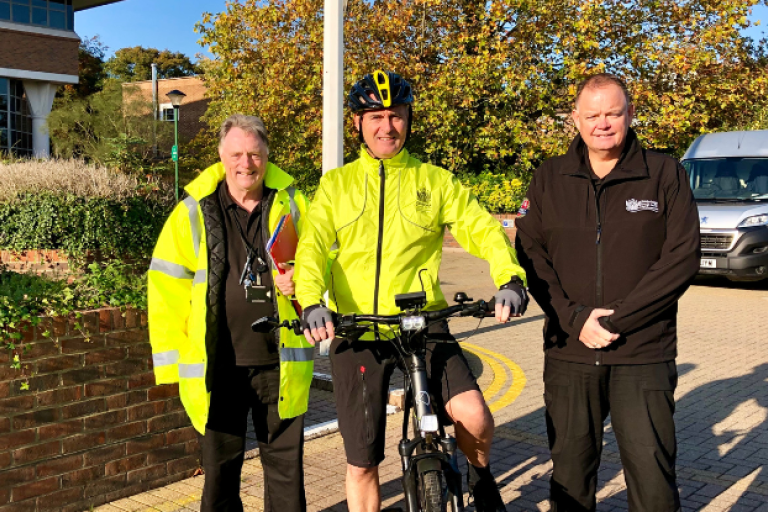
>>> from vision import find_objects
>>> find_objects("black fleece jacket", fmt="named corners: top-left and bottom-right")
top-left (515, 130), bottom-right (700, 365)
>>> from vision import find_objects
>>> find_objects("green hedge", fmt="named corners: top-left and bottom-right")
top-left (0, 192), bottom-right (172, 260)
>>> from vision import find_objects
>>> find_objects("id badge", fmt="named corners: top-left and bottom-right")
top-left (245, 284), bottom-right (270, 303)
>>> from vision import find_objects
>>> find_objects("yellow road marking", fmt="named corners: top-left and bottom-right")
top-left (465, 345), bottom-right (508, 404)
top-left (463, 342), bottom-right (527, 414)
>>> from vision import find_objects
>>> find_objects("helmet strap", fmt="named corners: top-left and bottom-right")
top-left (357, 114), bottom-right (365, 144)
top-left (405, 105), bottom-right (413, 145)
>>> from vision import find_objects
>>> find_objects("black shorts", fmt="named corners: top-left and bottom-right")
top-left (328, 324), bottom-right (480, 468)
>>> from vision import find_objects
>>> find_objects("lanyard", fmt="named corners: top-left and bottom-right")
top-left (228, 206), bottom-right (268, 286)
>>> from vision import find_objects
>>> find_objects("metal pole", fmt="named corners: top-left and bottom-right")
top-left (173, 106), bottom-right (179, 202)
top-left (152, 63), bottom-right (158, 158)
top-left (322, 0), bottom-right (345, 175)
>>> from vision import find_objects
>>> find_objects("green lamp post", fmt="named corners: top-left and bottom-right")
top-left (166, 89), bottom-right (187, 202)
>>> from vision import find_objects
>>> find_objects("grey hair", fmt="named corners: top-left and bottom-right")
top-left (219, 114), bottom-right (269, 153)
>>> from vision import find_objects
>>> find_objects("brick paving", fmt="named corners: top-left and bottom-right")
top-left (99, 249), bottom-right (768, 512)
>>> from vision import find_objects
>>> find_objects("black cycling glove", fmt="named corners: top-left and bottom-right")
top-left (495, 277), bottom-right (528, 317)
top-left (302, 304), bottom-right (334, 332)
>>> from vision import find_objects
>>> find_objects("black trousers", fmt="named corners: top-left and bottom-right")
top-left (544, 357), bottom-right (680, 512)
top-left (201, 365), bottom-right (306, 512)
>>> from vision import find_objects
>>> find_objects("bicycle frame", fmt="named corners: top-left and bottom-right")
top-left (396, 329), bottom-right (464, 512)
top-left (251, 292), bottom-right (493, 512)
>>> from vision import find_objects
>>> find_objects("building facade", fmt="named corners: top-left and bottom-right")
top-left (124, 75), bottom-right (209, 148)
top-left (0, 0), bottom-right (122, 157)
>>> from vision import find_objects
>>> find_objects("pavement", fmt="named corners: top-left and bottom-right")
top-left (96, 248), bottom-right (768, 512)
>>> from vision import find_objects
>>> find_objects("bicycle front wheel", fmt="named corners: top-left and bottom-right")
top-left (419, 470), bottom-right (447, 512)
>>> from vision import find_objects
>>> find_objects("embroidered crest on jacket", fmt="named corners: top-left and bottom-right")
top-left (416, 187), bottom-right (431, 211)
top-left (625, 199), bottom-right (659, 213)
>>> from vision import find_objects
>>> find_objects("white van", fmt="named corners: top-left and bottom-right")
top-left (681, 130), bottom-right (768, 281)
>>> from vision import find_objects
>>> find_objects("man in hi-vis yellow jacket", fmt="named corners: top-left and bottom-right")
top-left (295, 71), bottom-right (528, 512)
top-left (148, 115), bottom-right (314, 512)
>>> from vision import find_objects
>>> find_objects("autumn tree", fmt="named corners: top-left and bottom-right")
top-left (105, 46), bottom-right (202, 82)
top-left (59, 36), bottom-right (109, 98)
top-left (47, 81), bottom-right (173, 171)
top-left (196, 0), bottom-right (768, 196)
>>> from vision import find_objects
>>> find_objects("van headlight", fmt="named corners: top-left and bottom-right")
top-left (738, 215), bottom-right (768, 228)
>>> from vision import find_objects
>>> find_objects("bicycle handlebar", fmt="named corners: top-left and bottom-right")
top-left (346, 299), bottom-right (492, 325)
top-left (330, 296), bottom-right (495, 339)
top-left (251, 294), bottom-right (496, 335)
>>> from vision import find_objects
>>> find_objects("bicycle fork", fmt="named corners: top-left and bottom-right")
top-left (398, 352), bottom-right (465, 512)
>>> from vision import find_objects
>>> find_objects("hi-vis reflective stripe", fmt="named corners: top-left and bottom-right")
top-left (150, 259), bottom-right (194, 280)
top-left (179, 363), bottom-right (205, 378)
top-left (153, 350), bottom-right (180, 367)
top-left (286, 187), bottom-right (301, 226)
top-left (193, 269), bottom-right (206, 285)
top-left (183, 196), bottom-right (201, 258)
top-left (280, 347), bottom-right (314, 362)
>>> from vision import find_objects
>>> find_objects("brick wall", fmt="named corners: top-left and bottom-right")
top-left (0, 308), bottom-right (200, 512)
top-left (0, 29), bottom-right (79, 77)
top-left (0, 251), bottom-right (71, 277)
top-left (443, 213), bottom-right (518, 248)
top-left (125, 77), bottom-right (210, 145)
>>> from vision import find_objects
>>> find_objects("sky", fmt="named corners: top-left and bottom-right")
top-left (75, 0), bottom-right (226, 61)
top-left (76, 1), bottom-right (768, 63)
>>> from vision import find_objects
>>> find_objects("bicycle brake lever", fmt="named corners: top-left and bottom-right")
top-left (481, 298), bottom-right (496, 317)
top-left (290, 319), bottom-right (304, 335)
top-left (460, 299), bottom-right (494, 318)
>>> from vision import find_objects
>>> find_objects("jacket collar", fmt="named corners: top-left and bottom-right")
top-left (358, 145), bottom-right (410, 176)
top-left (560, 128), bottom-right (649, 183)
top-left (184, 161), bottom-right (294, 202)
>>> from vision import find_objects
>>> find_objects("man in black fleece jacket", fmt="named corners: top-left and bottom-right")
top-left (515, 73), bottom-right (700, 512)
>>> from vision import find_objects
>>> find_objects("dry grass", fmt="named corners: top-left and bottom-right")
top-left (0, 159), bottom-right (140, 202)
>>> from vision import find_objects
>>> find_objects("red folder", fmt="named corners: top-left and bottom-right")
top-left (268, 215), bottom-right (302, 316)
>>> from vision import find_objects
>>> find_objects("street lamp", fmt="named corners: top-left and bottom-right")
top-left (166, 89), bottom-right (186, 202)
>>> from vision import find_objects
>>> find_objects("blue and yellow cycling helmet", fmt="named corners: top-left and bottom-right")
top-left (348, 70), bottom-right (414, 112)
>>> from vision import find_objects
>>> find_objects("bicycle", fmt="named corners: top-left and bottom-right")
top-left (252, 290), bottom-right (495, 512)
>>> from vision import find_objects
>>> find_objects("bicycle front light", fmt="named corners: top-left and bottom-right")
top-left (420, 414), bottom-right (439, 433)
top-left (401, 316), bottom-right (426, 331)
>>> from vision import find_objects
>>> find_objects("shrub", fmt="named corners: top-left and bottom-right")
top-left (0, 158), bottom-right (140, 202)
top-left (458, 172), bottom-right (529, 214)
top-left (0, 192), bottom-right (171, 260)
top-left (0, 159), bottom-right (173, 260)
top-left (1, 261), bottom-right (147, 384)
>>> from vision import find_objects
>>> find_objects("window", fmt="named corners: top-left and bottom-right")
top-left (683, 158), bottom-right (768, 201)
top-left (0, 78), bottom-right (33, 157)
top-left (0, 0), bottom-right (73, 30)
top-left (160, 103), bottom-right (176, 122)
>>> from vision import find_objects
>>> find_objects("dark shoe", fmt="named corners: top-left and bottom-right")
top-left (467, 465), bottom-right (506, 512)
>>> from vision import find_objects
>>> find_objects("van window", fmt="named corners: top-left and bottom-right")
top-left (682, 158), bottom-right (768, 201)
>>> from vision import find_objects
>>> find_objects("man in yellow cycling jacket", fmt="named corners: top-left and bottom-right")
top-left (294, 71), bottom-right (528, 512)
top-left (148, 114), bottom-right (315, 512)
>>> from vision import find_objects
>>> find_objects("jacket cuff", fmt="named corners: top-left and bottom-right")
top-left (598, 316), bottom-right (620, 334)
top-left (567, 305), bottom-right (593, 338)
